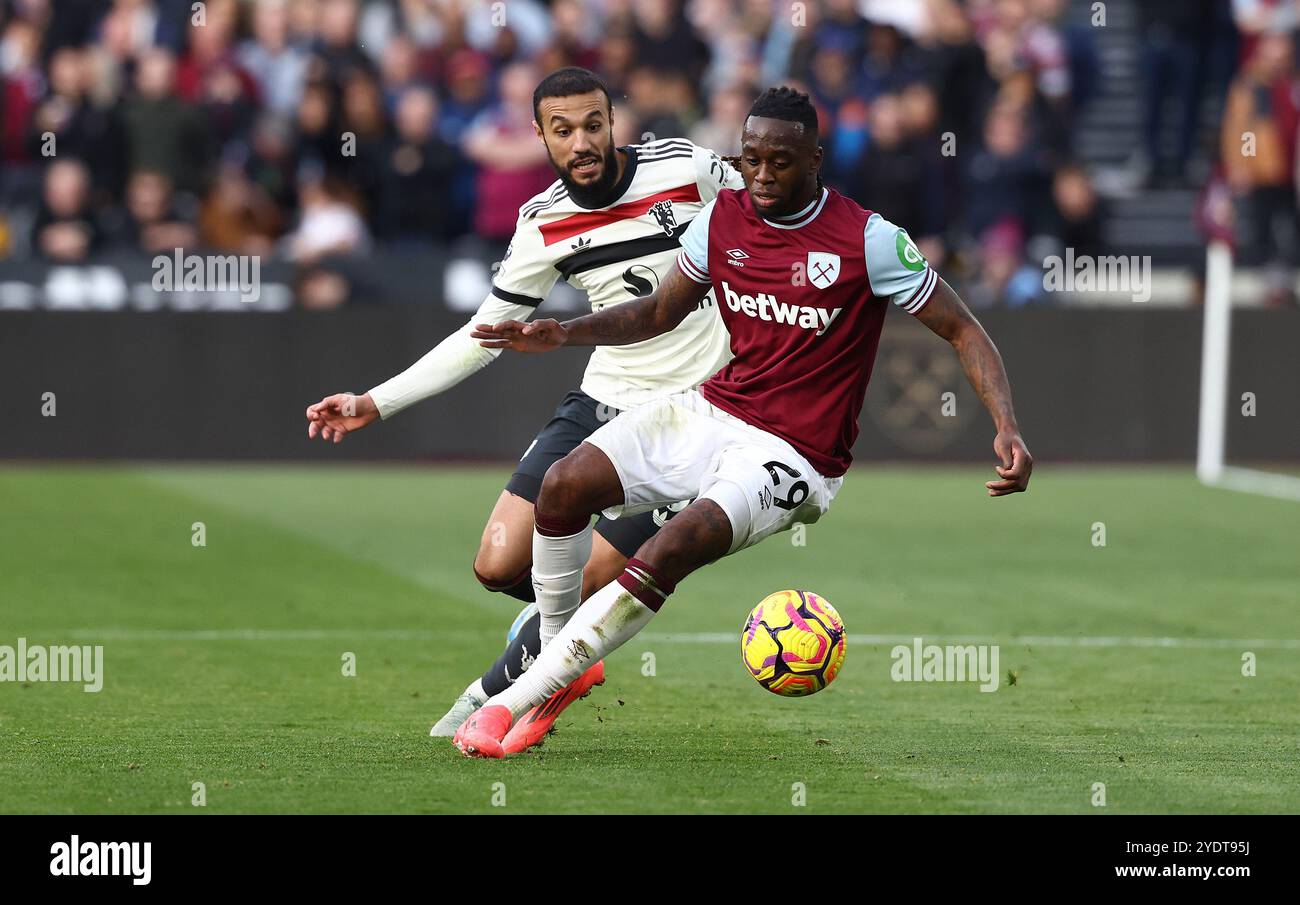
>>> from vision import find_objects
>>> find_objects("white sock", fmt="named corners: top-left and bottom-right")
top-left (490, 577), bottom-right (658, 720)
top-left (465, 677), bottom-right (486, 704)
top-left (532, 521), bottom-right (592, 648)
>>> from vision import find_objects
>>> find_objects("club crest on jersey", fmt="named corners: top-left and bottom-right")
top-left (807, 252), bottom-right (841, 289)
top-left (648, 200), bottom-right (677, 237)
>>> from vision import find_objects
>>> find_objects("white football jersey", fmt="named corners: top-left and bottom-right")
top-left (491, 138), bottom-right (742, 410)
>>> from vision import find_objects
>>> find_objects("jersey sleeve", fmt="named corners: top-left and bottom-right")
top-left (864, 212), bottom-right (938, 315)
top-left (367, 291), bottom-right (535, 419)
top-left (693, 144), bottom-right (744, 201)
top-left (676, 197), bottom-right (714, 284)
top-left (490, 211), bottom-right (560, 306)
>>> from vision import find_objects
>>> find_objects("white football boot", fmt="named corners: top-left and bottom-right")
top-left (430, 682), bottom-right (487, 737)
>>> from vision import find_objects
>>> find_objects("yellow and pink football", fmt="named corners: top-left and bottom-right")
top-left (741, 590), bottom-right (846, 696)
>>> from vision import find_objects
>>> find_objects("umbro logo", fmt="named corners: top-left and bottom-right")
top-left (726, 248), bottom-right (749, 268)
top-left (571, 236), bottom-right (592, 251)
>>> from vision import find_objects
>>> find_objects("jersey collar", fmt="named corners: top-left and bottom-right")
top-left (759, 187), bottom-right (828, 230)
top-left (571, 146), bottom-right (640, 211)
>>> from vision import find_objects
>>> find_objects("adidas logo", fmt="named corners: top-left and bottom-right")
top-left (571, 236), bottom-right (592, 251)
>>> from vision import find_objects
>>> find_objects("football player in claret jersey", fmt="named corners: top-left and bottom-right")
top-left (304, 68), bottom-right (743, 747)
top-left (460, 86), bottom-right (1034, 757)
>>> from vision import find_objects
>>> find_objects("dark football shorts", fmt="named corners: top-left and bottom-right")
top-left (505, 389), bottom-right (687, 558)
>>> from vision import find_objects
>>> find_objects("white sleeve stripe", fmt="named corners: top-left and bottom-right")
top-left (902, 268), bottom-right (938, 314)
top-left (677, 249), bottom-right (710, 283)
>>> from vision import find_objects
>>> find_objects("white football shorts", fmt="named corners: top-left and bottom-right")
top-left (582, 389), bottom-right (843, 554)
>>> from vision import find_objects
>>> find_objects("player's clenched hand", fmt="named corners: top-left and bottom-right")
top-left (987, 432), bottom-right (1032, 496)
top-left (472, 319), bottom-right (567, 353)
top-left (305, 392), bottom-right (379, 444)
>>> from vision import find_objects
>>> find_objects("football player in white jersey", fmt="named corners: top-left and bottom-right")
top-left (305, 68), bottom-right (742, 748)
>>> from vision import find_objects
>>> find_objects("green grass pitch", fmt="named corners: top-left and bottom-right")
top-left (1, 463), bottom-right (1296, 814)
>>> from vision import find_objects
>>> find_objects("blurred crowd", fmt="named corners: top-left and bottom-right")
top-left (0, 0), bottom-right (1289, 306)
top-left (1217, 1), bottom-right (1300, 304)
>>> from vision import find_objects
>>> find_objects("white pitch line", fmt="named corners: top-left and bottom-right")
top-left (51, 628), bottom-right (1300, 650)
top-left (647, 633), bottom-right (1300, 650)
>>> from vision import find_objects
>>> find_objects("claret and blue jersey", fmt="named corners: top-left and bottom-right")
top-left (676, 185), bottom-right (939, 478)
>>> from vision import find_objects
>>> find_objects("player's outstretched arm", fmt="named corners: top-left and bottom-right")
top-left (305, 291), bottom-right (538, 443)
top-left (915, 277), bottom-right (1033, 496)
top-left (472, 265), bottom-right (710, 353)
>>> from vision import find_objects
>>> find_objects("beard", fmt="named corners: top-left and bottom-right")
top-left (552, 142), bottom-right (621, 208)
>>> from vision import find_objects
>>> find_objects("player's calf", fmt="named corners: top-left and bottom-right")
top-left (472, 489), bottom-right (538, 602)
top-left (629, 498), bottom-right (733, 589)
top-left (532, 444), bottom-right (625, 646)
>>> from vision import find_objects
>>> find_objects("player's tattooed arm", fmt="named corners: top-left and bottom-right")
top-left (472, 266), bottom-right (710, 352)
top-left (915, 277), bottom-right (1033, 496)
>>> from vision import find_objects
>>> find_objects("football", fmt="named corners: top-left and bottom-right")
top-left (741, 590), bottom-right (847, 696)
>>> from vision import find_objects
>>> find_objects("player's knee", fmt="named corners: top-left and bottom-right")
top-left (537, 455), bottom-right (594, 519)
top-left (472, 545), bottom-right (529, 592)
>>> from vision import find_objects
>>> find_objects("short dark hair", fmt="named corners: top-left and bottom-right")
top-left (532, 67), bottom-right (612, 122)
top-left (747, 86), bottom-right (819, 140)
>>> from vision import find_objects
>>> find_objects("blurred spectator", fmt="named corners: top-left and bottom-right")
top-left (966, 216), bottom-right (1045, 307)
top-left (32, 159), bottom-right (100, 262)
top-left (982, 0), bottom-right (1071, 106)
top-left (100, 0), bottom-right (159, 60)
top-left (1047, 162), bottom-right (1104, 258)
top-left (846, 92), bottom-right (945, 256)
top-left (374, 86), bottom-right (460, 243)
top-left (200, 161), bottom-right (285, 255)
top-left (339, 68), bottom-right (390, 212)
top-left (246, 112), bottom-right (300, 213)
top-left (861, 23), bottom-right (926, 99)
top-left (465, 0), bottom-right (553, 61)
top-left (626, 65), bottom-right (694, 140)
top-left (689, 82), bottom-right (751, 156)
top-left (1, 16), bottom-right (43, 165)
top-left (632, 0), bottom-right (710, 86)
top-left (1233, 0), bottom-right (1299, 64)
top-left (177, 0), bottom-right (261, 153)
top-left (919, 0), bottom-right (997, 144)
top-left (284, 169), bottom-right (369, 264)
top-left (378, 34), bottom-right (425, 112)
top-left (294, 81), bottom-right (342, 173)
top-left (28, 46), bottom-right (126, 200)
top-left (1220, 31), bottom-right (1299, 303)
top-left (122, 48), bottom-right (213, 195)
top-left (312, 0), bottom-right (373, 83)
top-left (1139, 0), bottom-right (1219, 186)
top-left (547, 0), bottom-right (602, 73)
top-left (438, 49), bottom-right (493, 140)
top-left (239, 0), bottom-right (311, 118)
top-left (462, 62), bottom-right (552, 246)
top-left (106, 169), bottom-right (199, 254)
top-left (964, 102), bottom-right (1049, 240)
top-left (596, 29), bottom-right (638, 99)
